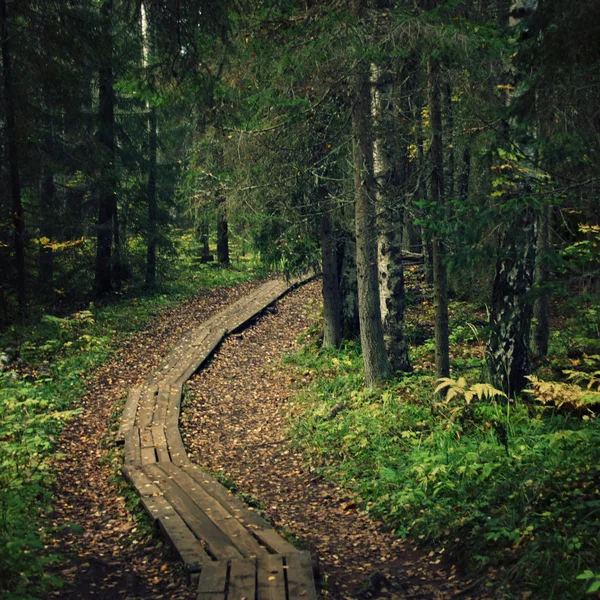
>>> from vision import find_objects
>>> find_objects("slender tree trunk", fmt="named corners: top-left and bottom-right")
top-left (428, 58), bottom-right (450, 380)
top-left (445, 83), bottom-right (455, 202)
top-left (199, 221), bottom-right (211, 261)
top-left (95, 0), bottom-right (115, 297)
top-left (533, 203), bottom-right (550, 356)
top-left (488, 206), bottom-right (537, 394)
top-left (416, 106), bottom-right (434, 285)
top-left (146, 101), bottom-right (158, 286)
top-left (339, 230), bottom-right (360, 340)
top-left (39, 87), bottom-right (55, 291)
top-left (145, 0), bottom-right (158, 287)
top-left (320, 188), bottom-right (342, 348)
top-left (350, 0), bottom-right (391, 387)
top-left (216, 196), bottom-right (230, 265)
top-left (371, 64), bottom-right (411, 372)
top-left (1, 0), bottom-right (26, 317)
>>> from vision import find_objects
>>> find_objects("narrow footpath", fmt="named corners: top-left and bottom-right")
top-left (43, 277), bottom-right (490, 600)
top-left (181, 281), bottom-right (491, 600)
top-left (44, 280), bottom-right (268, 600)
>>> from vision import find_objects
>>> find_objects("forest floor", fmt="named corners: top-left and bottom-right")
top-left (42, 277), bottom-right (490, 600)
top-left (180, 280), bottom-right (490, 600)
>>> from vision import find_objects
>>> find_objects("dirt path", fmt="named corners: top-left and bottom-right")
top-left (181, 281), bottom-right (490, 600)
top-left (43, 279), bottom-right (268, 600)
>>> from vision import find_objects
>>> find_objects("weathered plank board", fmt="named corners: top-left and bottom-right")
top-left (151, 425), bottom-right (170, 463)
top-left (158, 462), bottom-right (268, 559)
top-left (144, 463), bottom-right (243, 560)
top-left (181, 463), bottom-right (298, 556)
top-left (228, 558), bottom-right (257, 600)
top-left (196, 560), bottom-right (228, 600)
top-left (257, 554), bottom-right (287, 600)
top-left (285, 552), bottom-right (318, 600)
top-left (117, 386), bottom-right (142, 443)
top-left (123, 426), bottom-right (141, 467)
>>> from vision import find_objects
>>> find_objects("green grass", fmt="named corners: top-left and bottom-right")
top-left (0, 235), bottom-right (264, 599)
top-left (285, 305), bottom-right (600, 599)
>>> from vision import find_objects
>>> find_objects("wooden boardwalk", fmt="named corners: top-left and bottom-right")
top-left (117, 277), bottom-right (318, 600)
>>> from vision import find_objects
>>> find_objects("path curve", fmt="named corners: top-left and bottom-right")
top-left (118, 276), bottom-right (318, 600)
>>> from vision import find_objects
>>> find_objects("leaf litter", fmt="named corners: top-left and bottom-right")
top-left (42, 278), bottom-right (268, 599)
top-left (181, 280), bottom-right (493, 600)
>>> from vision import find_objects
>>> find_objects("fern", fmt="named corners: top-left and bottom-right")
top-left (435, 377), bottom-right (507, 404)
top-left (525, 375), bottom-right (600, 414)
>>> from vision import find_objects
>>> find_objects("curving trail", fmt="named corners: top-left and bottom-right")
top-left (43, 276), bottom-right (490, 600)
top-left (181, 281), bottom-right (491, 600)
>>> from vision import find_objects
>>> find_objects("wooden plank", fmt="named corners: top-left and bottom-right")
top-left (117, 386), bottom-right (142, 443)
top-left (124, 426), bottom-right (141, 467)
top-left (165, 382), bottom-right (183, 427)
top-left (159, 462), bottom-right (267, 559)
top-left (196, 560), bottom-right (228, 598)
top-left (228, 558), bottom-right (257, 600)
top-left (257, 554), bottom-right (286, 600)
top-left (181, 464), bottom-right (298, 555)
top-left (152, 425), bottom-right (171, 462)
top-left (140, 428), bottom-right (154, 448)
top-left (252, 528), bottom-right (299, 557)
top-left (144, 464), bottom-right (243, 560)
top-left (166, 424), bottom-right (189, 465)
top-left (141, 446), bottom-right (157, 465)
top-left (121, 464), bottom-right (163, 498)
top-left (146, 495), bottom-right (208, 573)
top-left (285, 552), bottom-right (318, 600)
top-left (152, 384), bottom-right (171, 427)
top-left (137, 385), bottom-right (158, 430)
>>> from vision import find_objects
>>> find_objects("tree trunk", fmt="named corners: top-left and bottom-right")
top-left (371, 64), bottom-right (411, 373)
top-left (350, 0), bottom-right (391, 386)
top-left (216, 191), bottom-right (230, 265)
top-left (145, 0), bottom-right (158, 287)
top-left (488, 206), bottom-right (537, 394)
top-left (39, 86), bottom-right (55, 291)
top-left (146, 101), bottom-right (158, 286)
top-left (95, 0), bottom-right (115, 297)
top-left (428, 58), bottom-right (450, 380)
top-left (339, 231), bottom-right (360, 340)
top-left (1, 0), bottom-right (26, 317)
top-left (533, 203), bottom-right (550, 356)
top-left (320, 189), bottom-right (342, 348)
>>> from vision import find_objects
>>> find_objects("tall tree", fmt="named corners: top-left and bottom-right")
top-left (350, 0), bottom-right (391, 386)
top-left (95, 0), bottom-right (116, 296)
top-left (1, 0), bottom-right (26, 317)
top-left (428, 57), bottom-right (450, 381)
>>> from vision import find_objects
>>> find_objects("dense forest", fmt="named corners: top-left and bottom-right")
top-left (1, 0), bottom-right (599, 598)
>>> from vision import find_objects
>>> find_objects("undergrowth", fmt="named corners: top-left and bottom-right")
top-left (0, 238), bottom-right (262, 600)
top-left (287, 300), bottom-right (600, 599)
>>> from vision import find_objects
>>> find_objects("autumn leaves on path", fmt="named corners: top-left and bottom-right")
top-left (180, 281), bottom-right (487, 600)
top-left (45, 277), bottom-right (486, 600)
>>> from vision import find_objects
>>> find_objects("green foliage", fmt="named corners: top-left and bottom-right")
top-left (288, 339), bottom-right (600, 599)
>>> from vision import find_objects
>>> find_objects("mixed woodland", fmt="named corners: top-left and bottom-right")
top-left (0, 0), bottom-right (599, 598)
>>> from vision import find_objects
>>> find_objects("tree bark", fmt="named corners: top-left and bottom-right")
top-left (339, 230), bottom-right (360, 340)
top-left (145, 0), bottom-right (158, 287)
top-left (371, 64), bottom-right (411, 372)
top-left (1, 0), bottom-right (26, 317)
top-left (428, 58), bottom-right (450, 380)
top-left (320, 188), bottom-right (342, 348)
top-left (216, 200), bottom-right (230, 265)
top-left (95, 0), bottom-right (115, 297)
top-left (39, 87), bottom-right (55, 291)
top-left (350, 0), bottom-right (391, 386)
top-left (488, 206), bottom-right (537, 394)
